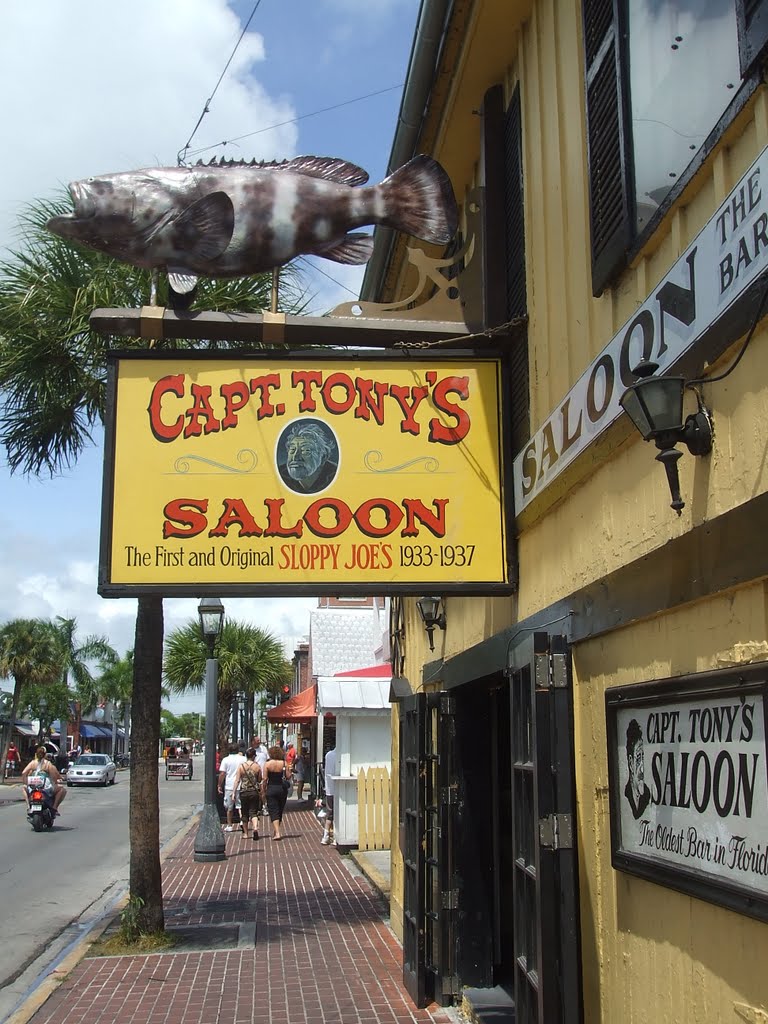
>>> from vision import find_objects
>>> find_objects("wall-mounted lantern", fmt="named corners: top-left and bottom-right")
top-left (416, 596), bottom-right (446, 652)
top-left (619, 359), bottom-right (713, 515)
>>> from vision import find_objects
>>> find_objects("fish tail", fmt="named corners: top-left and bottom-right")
top-left (377, 155), bottom-right (458, 245)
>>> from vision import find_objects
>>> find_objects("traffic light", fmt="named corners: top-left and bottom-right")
top-left (281, 685), bottom-right (290, 697)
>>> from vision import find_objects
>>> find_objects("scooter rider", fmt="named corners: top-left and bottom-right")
top-left (21, 745), bottom-right (67, 816)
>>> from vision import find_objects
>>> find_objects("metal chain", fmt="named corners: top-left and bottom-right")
top-left (393, 316), bottom-right (528, 349)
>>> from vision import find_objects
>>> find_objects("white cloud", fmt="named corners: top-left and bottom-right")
top-left (0, 0), bottom-right (298, 250)
top-left (0, 0), bottom-right (418, 718)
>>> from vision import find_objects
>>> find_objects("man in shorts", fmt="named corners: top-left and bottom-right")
top-left (320, 745), bottom-right (337, 845)
top-left (217, 743), bottom-right (246, 832)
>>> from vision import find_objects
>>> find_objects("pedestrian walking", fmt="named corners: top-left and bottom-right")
top-left (218, 743), bottom-right (246, 832)
top-left (5, 742), bottom-right (20, 778)
top-left (250, 736), bottom-right (269, 773)
top-left (262, 745), bottom-right (292, 840)
top-left (232, 748), bottom-right (263, 840)
top-left (295, 750), bottom-right (310, 801)
top-left (320, 745), bottom-right (337, 845)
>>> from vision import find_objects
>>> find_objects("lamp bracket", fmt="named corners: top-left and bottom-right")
top-left (681, 408), bottom-right (713, 456)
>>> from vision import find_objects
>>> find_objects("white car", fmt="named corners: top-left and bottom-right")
top-left (66, 754), bottom-right (117, 787)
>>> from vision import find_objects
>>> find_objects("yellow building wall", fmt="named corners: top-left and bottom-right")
top-left (575, 584), bottom-right (768, 1023)
top-left (386, 0), bottom-right (768, 1016)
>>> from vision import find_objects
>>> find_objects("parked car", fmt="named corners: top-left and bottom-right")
top-left (66, 754), bottom-right (117, 787)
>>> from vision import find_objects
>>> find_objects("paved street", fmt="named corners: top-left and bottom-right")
top-left (0, 759), bottom-right (204, 1021)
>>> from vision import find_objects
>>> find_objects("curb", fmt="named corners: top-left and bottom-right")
top-left (350, 851), bottom-right (392, 899)
top-left (4, 812), bottom-right (201, 1024)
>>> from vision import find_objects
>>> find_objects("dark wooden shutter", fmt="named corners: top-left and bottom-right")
top-left (583, 0), bottom-right (634, 296)
top-left (401, 691), bottom-right (427, 1008)
top-left (508, 632), bottom-right (582, 1024)
top-left (504, 86), bottom-right (527, 322)
top-left (736, 0), bottom-right (768, 74)
top-left (503, 84), bottom-right (530, 455)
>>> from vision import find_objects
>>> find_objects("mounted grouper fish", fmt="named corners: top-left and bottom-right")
top-left (46, 154), bottom-right (458, 294)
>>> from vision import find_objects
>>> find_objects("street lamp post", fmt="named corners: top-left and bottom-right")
top-left (194, 597), bottom-right (226, 863)
top-left (38, 697), bottom-right (48, 744)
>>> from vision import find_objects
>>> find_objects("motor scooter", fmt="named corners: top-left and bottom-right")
top-left (26, 775), bottom-right (56, 831)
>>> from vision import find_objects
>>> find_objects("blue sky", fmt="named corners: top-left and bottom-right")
top-left (0, 0), bottom-right (417, 713)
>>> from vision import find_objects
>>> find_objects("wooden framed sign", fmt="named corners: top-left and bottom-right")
top-left (606, 664), bottom-right (768, 922)
top-left (98, 349), bottom-right (513, 597)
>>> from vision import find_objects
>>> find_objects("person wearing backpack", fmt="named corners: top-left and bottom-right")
top-left (21, 745), bottom-right (67, 815)
top-left (232, 748), bottom-right (263, 840)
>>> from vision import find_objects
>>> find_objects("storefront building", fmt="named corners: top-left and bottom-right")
top-left (361, 1), bottom-right (768, 1020)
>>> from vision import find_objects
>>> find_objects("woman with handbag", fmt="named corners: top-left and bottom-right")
top-left (262, 745), bottom-right (292, 840)
top-left (232, 748), bottom-right (263, 840)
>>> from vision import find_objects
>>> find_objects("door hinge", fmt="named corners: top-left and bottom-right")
top-left (551, 652), bottom-right (569, 688)
top-left (539, 813), bottom-right (574, 850)
top-left (442, 975), bottom-right (462, 997)
top-left (441, 785), bottom-right (458, 805)
top-left (440, 695), bottom-right (456, 716)
top-left (442, 889), bottom-right (459, 910)
top-left (534, 653), bottom-right (549, 689)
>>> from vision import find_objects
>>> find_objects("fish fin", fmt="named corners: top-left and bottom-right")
top-left (167, 268), bottom-right (200, 295)
top-left (377, 154), bottom-right (458, 245)
top-left (315, 232), bottom-right (374, 265)
top-left (282, 156), bottom-right (369, 187)
top-left (171, 192), bottom-right (234, 261)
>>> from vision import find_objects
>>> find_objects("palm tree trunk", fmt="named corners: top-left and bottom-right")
top-left (129, 596), bottom-right (164, 933)
top-left (58, 675), bottom-right (69, 755)
top-left (246, 692), bottom-right (255, 744)
top-left (217, 695), bottom-right (230, 756)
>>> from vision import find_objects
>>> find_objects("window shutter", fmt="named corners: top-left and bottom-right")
top-left (736, 0), bottom-right (768, 74)
top-left (504, 86), bottom-right (527, 322)
top-left (503, 85), bottom-right (530, 455)
top-left (583, 0), bottom-right (634, 296)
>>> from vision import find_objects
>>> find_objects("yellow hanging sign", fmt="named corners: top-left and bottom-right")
top-left (99, 353), bottom-right (510, 594)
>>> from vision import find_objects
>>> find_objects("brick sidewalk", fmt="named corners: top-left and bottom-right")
top-left (25, 802), bottom-right (456, 1024)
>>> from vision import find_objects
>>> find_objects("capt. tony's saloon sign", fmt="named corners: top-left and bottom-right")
top-left (99, 351), bottom-right (510, 596)
top-left (606, 666), bottom-right (768, 922)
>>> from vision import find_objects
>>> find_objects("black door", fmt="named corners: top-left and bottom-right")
top-left (400, 690), bottom-right (460, 1008)
top-left (509, 632), bottom-right (582, 1024)
top-left (401, 691), bottom-right (426, 1007)
top-left (424, 692), bottom-right (459, 1005)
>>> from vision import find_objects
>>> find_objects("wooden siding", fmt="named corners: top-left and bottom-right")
top-left (357, 766), bottom-right (391, 852)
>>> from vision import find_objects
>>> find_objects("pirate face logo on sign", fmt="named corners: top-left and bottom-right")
top-left (624, 718), bottom-right (652, 820)
top-left (276, 419), bottom-right (340, 495)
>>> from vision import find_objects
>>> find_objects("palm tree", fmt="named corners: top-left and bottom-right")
top-left (0, 195), bottom-right (307, 933)
top-left (0, 618), bottom-right (61, 766)
top-left (96, 649), bottom-right (134, 756)
top-left (50, 616), bottom-right (117, 749)
top-left (164, 619), bottom-right (291, 753)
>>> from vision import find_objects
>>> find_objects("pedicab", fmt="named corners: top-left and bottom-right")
top-left (164, 736), bottom-right (193, 780)
top-left (165, 752), bottom-right (193, 780)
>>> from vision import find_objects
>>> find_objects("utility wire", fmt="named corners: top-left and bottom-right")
top-left (177, 0), bottom-right (264, 165)
top-left (298, 256), bottom-right (361, 298)
top-left (185, 83), bottom-right (404, 160)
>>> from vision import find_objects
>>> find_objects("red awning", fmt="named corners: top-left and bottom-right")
top-left (266, 684), bottom-right (317, 723)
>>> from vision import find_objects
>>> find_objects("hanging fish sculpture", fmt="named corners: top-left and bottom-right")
top-left (46, 154), bottom-right (458, 296)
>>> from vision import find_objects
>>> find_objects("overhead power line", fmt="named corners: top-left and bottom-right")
top-left (298, 256), bottom-right (361, 299)
top-left (185, 84), bottom-right (404, 161)
top-left (177, 0), bottom-right (264, 165)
